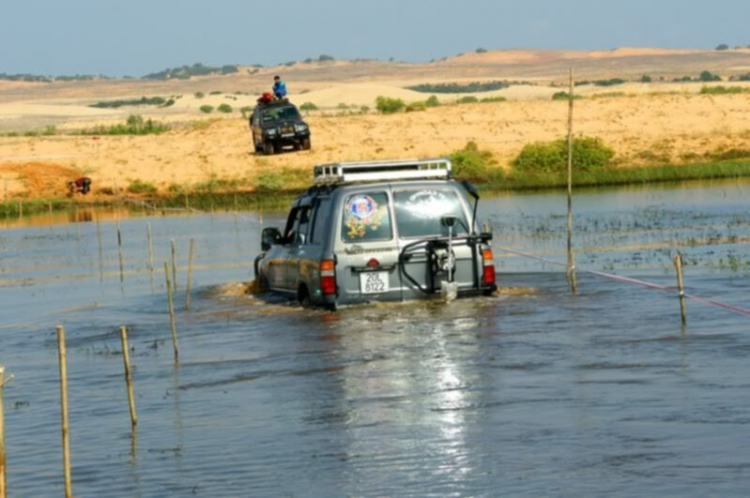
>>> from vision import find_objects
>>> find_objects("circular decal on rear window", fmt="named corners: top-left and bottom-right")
top-left (348, 195), bottom-right (378, 222)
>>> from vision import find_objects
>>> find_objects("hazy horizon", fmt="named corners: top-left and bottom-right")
top-left (2, 0), bottom-right (749, 77)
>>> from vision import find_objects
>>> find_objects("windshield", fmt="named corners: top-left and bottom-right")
top-left (261, 105), bottom-right (300, 123)
top-left (394, 189), bottom-right (468, 238)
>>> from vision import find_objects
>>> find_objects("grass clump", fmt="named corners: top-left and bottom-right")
top-left (253, 167), bottom-right (310, 192)
top-left (405, 101), bottom-right (427, 112)
top-left (449, 141), bottom-right (504, 183)
top-left (480, 96), bottom-right (507, 103)
top-left (217, 103), bottom-right (233, 113)
top-left (200, 105), bottom-right (214, 114)
top-left (375, 96), bottom-right (405, 114)
top-left (78, 115), bottom-right (170, 136)
top-left (300, 102), bottom-right (318, 112)
top-left (700, 86), bottom-right (750, 95)
top-left (513, 136), bottom-right (615, 174)
top-left (552, 91), bottom-right (583, 101)
top-left (425, 95), bottom-right (440, 107)
top-left (127, 179), bottom-right (158, 195)
top-left (456, 96), bottom-right (479, 104)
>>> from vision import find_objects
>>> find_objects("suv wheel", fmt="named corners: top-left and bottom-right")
top-left (301, 137), bottom-right (311, 151)
top-left (298, 285), bottom-right (312, 308)
top-left (264, 141), bottom-right (276, 155)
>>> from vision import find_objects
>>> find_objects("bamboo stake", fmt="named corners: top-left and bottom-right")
top-left (185, 239), bottom-right (195, 310)
top-left (170, 240), bottom-right (178, 291)
top-left (147, 223), bottom-right (155, 290)
top-left (56, 326), bottom-right (73, 498)
top-left (117, 221), bottom-right (124, 283)
top-left (119, 327), bottom-right (138, 428)
top-left (0, 365), bottom-right (6, 498)
top-left (164, 262), bottom-right (179, 361)
top-left (674, 253), bottom-right (687, 326)
top-left (566, 68), bottom-right (578, 294)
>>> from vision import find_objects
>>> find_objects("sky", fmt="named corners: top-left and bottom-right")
top-left (2, 0), bottom-right (749, 76)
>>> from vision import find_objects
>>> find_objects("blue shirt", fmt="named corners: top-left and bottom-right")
top-left (273, 80), bottom-right (287, 98)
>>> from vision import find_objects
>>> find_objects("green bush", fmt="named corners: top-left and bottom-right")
top-left (90, 96), bottom-right (166, 109)
top-left (641, 75), bottom-right (652, 83)
top-left (716, 44), bottom-right (730, 51)
top-left (77, 115), bottom-right (170, 136)
top-left (407, 81), bottom-right (510, 94)
top-left (375, 96), bottom-right (405, 114)
top-left (480, 96), bottom-right (507, 103)
top-left (200, 105), bottom-right (214, 114)
top-left (253, 167), bottom-right (309, 192)
top-left (425, 95), bottom-right (440, 107)
top-left (699, 70), bottom-right (721, 82)
top-left (552, 91), bottom-right (582, 101)
top-left (405, 101), bottom-right (427, 112)
top-left (127, 179), bottom-right (158, 195)
top-left (194, 92), bottom-right (205, 99)
top-left (457, 96), bottom-right (479, 104)
top-left (217, 103), bottom-right (233, 113)
top-left (449, 141), bottom-right (504, 183)
top-left (513, 137), bottom-right (615, 174)
top-left (300, 102), bottom-right (318, 112)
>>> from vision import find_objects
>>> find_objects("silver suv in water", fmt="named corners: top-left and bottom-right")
top-left (255, 159), bottom-right (497, 309)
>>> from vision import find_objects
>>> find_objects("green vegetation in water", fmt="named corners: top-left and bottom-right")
top-left (77, 115), bottom-right (170, 136)
top-left (407, 81), bottom-right (511, 93)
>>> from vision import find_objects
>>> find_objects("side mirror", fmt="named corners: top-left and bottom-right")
top-left (261, 227), bottom-right (282, 251)
top-left (461, 180), bottom-right (480, 200)
top-left (441, 215), bottom-right (458, 228)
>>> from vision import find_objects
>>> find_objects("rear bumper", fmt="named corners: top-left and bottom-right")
top-left (332, 283), bottom-right (497, 306)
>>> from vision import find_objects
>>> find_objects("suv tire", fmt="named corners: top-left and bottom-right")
top-left (264, 141), bottom-right (276, 155)
top-left (301, 137), bottom-right (311, 151)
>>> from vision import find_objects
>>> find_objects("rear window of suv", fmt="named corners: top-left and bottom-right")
top-left (341, 192), bottom-right (392, 242)
top-left (394, 189), bottom-right (468, 238)
top-left (262, 105), bottom-right (300, 122)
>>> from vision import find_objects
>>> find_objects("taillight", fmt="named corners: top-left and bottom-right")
top-left (482, 248), bottom-right (496, 286)
top-left (320, 259), bottom-right (337, 296)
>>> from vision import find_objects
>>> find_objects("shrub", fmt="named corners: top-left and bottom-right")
top-left (449, 141), bottom-right (504, 183)
top-left (739, 74), bottom-right (750, 81)
top-left (405, 101), bottom-right (427, 112)
top-left (716, 44), bottom-right (730, 51)
top-left (552, 91), bottom-right (582, 101)
top-left (217, 103), bottom-right (233, 113)
top-left (127, 179), bottom-right (158, 195)
top-left (300, 102), bottom-right (318, 112)
top-left (476, 48), bottom-right (488, 53)
top-left (253, 167), bottom-right (309, 192)
top-left (360, 105), bottom-right (370, 114)
top-left (89, 96), bottom-right (166, 109)
top-left (480, 96), bottom-right (507, 103)
top-left (375, 96), bottom-right (405, 114)
top-left (195, 92), bottom-right (205, 99)
top-left (641, 75), bottom-right (652, 83)
top-left (513, 137), bottom-right (615, 174)
top-left (200, 105), bottom-right (214, 114)
top-left (699, 85), bottom-right (750, 95)
top-left (457, 96), bottom-right (479, 104)
top-left (319, 54), bottom-right (335, 62)
top-left (337, 103), bottom-right (349, 109)
top-left (699, 70), bottom-right (721, 82)
top-left (425, 95), bottom-right (440, 107)
top-left (77, 115), bottom-right (170, 136)
top-left (407, 80), bottom-right (510, 94)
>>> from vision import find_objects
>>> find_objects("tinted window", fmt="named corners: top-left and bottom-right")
top-left (310, 198), bottom-right (331, 245)
top-left (262, 105), bottom-right (300, 122)
top-left (341, 192), bottom-right (392, 243)
top-left (394, 189), bottom-right (468, 238)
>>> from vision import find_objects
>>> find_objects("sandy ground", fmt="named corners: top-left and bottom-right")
top-left (2, 91), bottom-right (750, 200)
top-left (3, 48), bottom-right (750, 200)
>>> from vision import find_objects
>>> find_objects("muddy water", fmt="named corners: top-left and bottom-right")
top-left (1, 180), bottom-right (750, 496)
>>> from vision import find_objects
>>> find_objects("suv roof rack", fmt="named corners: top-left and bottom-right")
top-left (313, 158), bottom-right (452, 184)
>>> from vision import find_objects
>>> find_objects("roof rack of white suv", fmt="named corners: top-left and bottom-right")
top-left (313, 158), bottom-right (452, 184)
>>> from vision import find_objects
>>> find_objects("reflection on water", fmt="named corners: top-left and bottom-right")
top-left (1, 180), bottom-right (750, 496)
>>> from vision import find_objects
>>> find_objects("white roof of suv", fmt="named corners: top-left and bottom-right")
top-left (313, 158), bottom-right (451, 185)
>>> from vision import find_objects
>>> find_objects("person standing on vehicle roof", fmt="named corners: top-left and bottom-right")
top-left (273, 75), bottom-right (287, 100)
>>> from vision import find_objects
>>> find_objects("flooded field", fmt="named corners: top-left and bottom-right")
top-left (1, 180), bottom-right (750, 496)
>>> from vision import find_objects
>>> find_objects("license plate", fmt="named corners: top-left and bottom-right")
top-left (360, 271), bottom-right (389, 294)
top-left (281, 133), bottom-right (295, 138)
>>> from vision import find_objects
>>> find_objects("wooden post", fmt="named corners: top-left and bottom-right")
top-left (674, 253), bottom-right (687, 326)
top-left (17, 202), bottom-right (22, 219)
top-left (185, 239), bottom-right (195, 310)
top-left (170, 239), bottom-right (178, 291)
top-left (119, 327), bottom-right (138, 428)
top-left (184, 193), bottom-right (189, 211)
top-left (147, 223), bottom-right (155, 290)
top-left (56, 326), bottom-right (73, 498)
top-left (164, 262), bottom-right (179, 361)
top-left (117, 221), bottom-right (124, 283)
top-left (0, 365), bottom-right (6, 498)
top-left (566, 68), bottom-right (578, 294)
